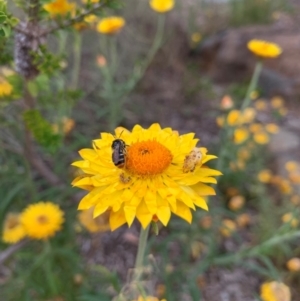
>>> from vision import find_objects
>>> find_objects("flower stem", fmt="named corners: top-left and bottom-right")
top-left (44, 240), bottom-right (58, 296)
top-left (71, 31), bottom-right (82, 89)
top-left (134, 225), bottom-right (150, 280)
top-left (241, 60), bottom-right (263, 110)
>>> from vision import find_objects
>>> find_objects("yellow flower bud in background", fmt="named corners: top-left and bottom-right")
top-left (247, 39), bottom-right (282, 58)
top-left (282, 213), bottom-right (299, 228)
top-left (97, 17), bottom-right (125, 35)
top-left (234, 128), bottom-right (249, 144)
top-left (236, 213), bottom-right (251, 228)
top-left (258, 169), bottom-right (272, 183)
top-left (286, 258), bottom-right (300, 272)
top-left (150, 0), bottom-right (174, 13)
top-left (228, 195), bottom-right (245, 211)
top-left (220, 219), bottom-right (236, 237)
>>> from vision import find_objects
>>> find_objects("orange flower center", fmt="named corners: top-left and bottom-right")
top-left (126, 140), bottom-right (173, 176)
top-left (37, 215), bottom-right (49, 224)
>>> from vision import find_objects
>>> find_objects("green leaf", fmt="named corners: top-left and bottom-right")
top-left (1, 24), bottom-right (10, 37)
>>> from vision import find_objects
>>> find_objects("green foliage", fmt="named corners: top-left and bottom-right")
top-left (23, 109), bottom-right (61, 153)
top-left (32, 45), bottom-right (63, 76)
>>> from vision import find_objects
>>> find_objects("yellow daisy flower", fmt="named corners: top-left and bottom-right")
top-left (20, 202), bottom-right (64, 240)
top-left (97, 17), bottom-right (125, 35)
top-left (78, 207), bottom-right (110, 233)
top-left (2, 213), bottom-right (26, 244)
top-left (72, 124), bottom-right (221, 231)
top-left (150, 0), bottom-right (174, 13)
top-left (247, 39), bottom-right (282, 58)
top-left (253, 131), bottom-right (269, 144)
top-left (233, 128), bottom-right (249, 144)
top-left (260, 281), bottom-right (291, 301)
top-left (0, 79), bottom-right (13, 97)
top-left (43, 0), bottom-right (75, 17)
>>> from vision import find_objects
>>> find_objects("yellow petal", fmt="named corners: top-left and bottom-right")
top-left (124, 206), bottom-right (136, 226)
top-left (109, 210), bottom-right (127, 231)
top-left (136, 201), bottom-right (153, 229)
top-left (173, 201), bottom-right (192, 223)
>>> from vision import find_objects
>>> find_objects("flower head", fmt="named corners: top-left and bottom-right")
top-left (20, 202), bottom-right (64, 240)
top-left (78, 207), bottom-right (110, 232)
top-left (43, 0), bottom-right (75, 16)
top-left (0, 79), bottom-right (13, 97)
top-left (247, 39), bottom-right (282, 58)
top-left (150, 0), bottom-right (174, 13)
top-left (72, 124), bottom-right (221, 231)
top-left (260, 281), bottom-right (291, 301)
top-left (2, 213), bottom-right (26, 244)
top-left (97, 17), bottom-right (125, 35)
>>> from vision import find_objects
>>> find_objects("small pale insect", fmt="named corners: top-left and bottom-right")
top-left (111, 138), bottom-right (127, 168)
top-left (183, 147), bottom-right (202, 173)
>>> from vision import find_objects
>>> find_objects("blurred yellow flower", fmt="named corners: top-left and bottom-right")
top-left (236, 213), bottom-right (251, 228)
top-left (52, 117), bottom-right (75, 135)
top-left (278, 179), bottom-right (292, 195)
top-left (0, 79), bottom-right (13, 97)
top-left (286, 258), bottom-right (300, 272)
top-left (220, 219), bottom-right (236, 237)
top-left (265, 123), bottom-right (279, 134)
top-left (253, 131), bottom-right (269, 144)
top-left (133, 296), bottom-right (166, 301)
top-left (216, 116), bottom-right (225, 127)
top-left (285, 161), bottom-right (298, 172)
top-left (227, 110), bottom-right (240, 126)
top-left (241, 107), bottom-right (256, 123)
top-left (43, 0), bottom-right (75, 16)
top-left (249, 123), bottom-right (262, 133)
top-left (72, 124), bottom-right (221, 231)
top-left (291, 195), bottom-right (300, 206)
top-left (234, 128), bottom-right (249, 144)
top-left (228, 195), bottom-right (245, 211)
top-left (282, 213), bottom-right (298, 228)
top-left (289, 173), bottom-right (300, 184)
top-left (21, 202), bottom-right (64, 240)
top-left (78, 207), bottom-right (110, 232)
top-left (97, 17), bottom-right (125, 34)
top-left (220, 95), bottom-right (234, 110)
top-left (191, 33), bottom-right (202, 44)
top-left (258, 169), bottom-right (272, 183)
top-left (271, 96), bottom-right (284, 109)
top-left (255, 99), bottom-right (267, 110)
top-left (260, 281), bottom-right (291, 301)
top-left (247, 39), bottom-right (282, 58)
top-left (237, 148), bottom-right (250, 160)
top-left (150, 0), bottom-right (174, 13)
top-left (2, 213), bottom-right (26, 244)
top-left (199, 215), bottom-right (212, 229)
top-left (84, 14), bottom-right (98, 24)
top-left (226, 187), bottom-right (239, 197)
top-left (82, 0), bottom-right (99, 3)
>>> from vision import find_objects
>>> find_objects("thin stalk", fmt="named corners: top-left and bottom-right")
top-left (44, 240), bottom-right (58, 296)
top-left (71, 31), bottom-right (82, 89)
top-left (241, 60), bottom-right (263, 110)
top-left (134, 225), bottom-right (150, 280)
top-left (216, 60), bottom-right (263, 171)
